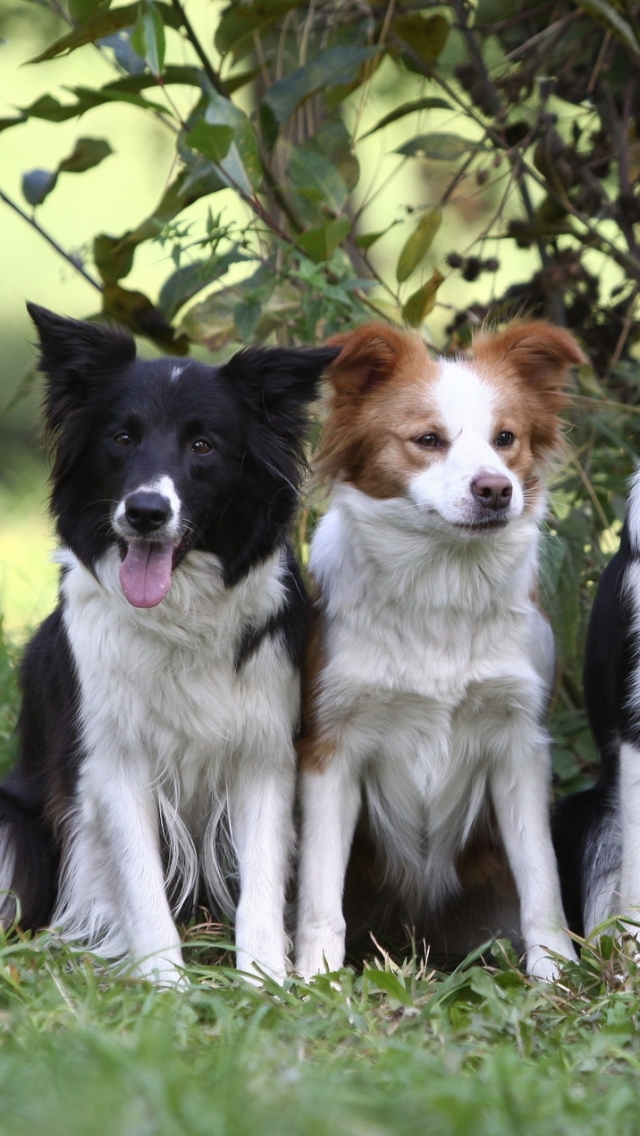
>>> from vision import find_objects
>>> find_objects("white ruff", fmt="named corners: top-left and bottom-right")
top-left (53, 546), bottom-right (299, 983)
top-left (297, 481), bottom-right (574, 980)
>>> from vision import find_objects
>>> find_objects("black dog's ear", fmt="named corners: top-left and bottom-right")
top-left (27, 303), bottom-right (136, 435)
top-left (223, 343), bottom-right (341, 420)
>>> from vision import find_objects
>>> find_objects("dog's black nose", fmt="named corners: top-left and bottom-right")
top-left (471, 474), bottom-right (512, 511)
top-left (124, 491), bottom-right (172, 534)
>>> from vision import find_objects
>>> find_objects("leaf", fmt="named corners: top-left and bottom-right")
top-left (22, 168), bottom-right (58, 207)
top-left (396, 134), bottom-right (479, 161)
top-left (58, 137), bottom-right (113, 174)
top-left (575, 0), bottom-right (640, 55)
top-left (185, 121), bottom-right (235, 163)
top-left (396, 207), bottom-right (442, 283)
top-left (131, 0), bottom-right (166, 76)
top-left (97, 64), bottom-right (204, 93)
top-left (67, 85), bottom-right (168, 115)
top-left (187, 95), bottom-right (262, 194)
top-left (97, 29), bottom-right (145, 75)
top-left (102, 283), bottom-right (189, 353)
top-left (94, 234), bottom-right (137, 284)
top-left (310, 118), bottom-right (359, 192)
top-left (26, 2), bottom-right (181, 64)
top-left (363, 969), bottom-right (413, 1007)
top-left (297, 217), bottom-right (350, 262)
top-left (402, 269), bottom-right (445, 325)
top-left (260, 45), bottom-right (380, 148)
top-left (69, 0), bottom-right (111, 22)
top-left (158, 248), bottom-right (248, 321)
top-left (233, 297), bottom-right (262, 342)
top-left (390, 13), bottom-right (450, 68)
top-left (215, 0), bottom-right (301, 60)
top-left (17, 94), bottom-right (82, 123)
top-left (287, 148), bottom-right (349, 221)
top-left (361, 97), bottom-right (453, 139)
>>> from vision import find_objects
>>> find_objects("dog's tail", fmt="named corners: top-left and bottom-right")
top-left (0, 778), bottom-right (58, 931)
top-left (552, 783), bottom-right (619, 940)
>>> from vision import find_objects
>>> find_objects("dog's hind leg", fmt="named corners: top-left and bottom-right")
top-left (0, 782), bottom-right (58, 930)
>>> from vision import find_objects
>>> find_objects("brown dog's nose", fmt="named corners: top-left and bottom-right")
top-left (471, 474), bottom-right (512, 511)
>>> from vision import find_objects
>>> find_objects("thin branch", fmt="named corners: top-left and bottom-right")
top-left (0, 189), bottom-right (102, 292)
top-left (168, 0), bottom-right (228, 96)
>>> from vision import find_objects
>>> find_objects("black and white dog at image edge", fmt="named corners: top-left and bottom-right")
top-left (0, 303), bottom-right (339, 985)
top-left (554, 465), bottom-right (640, 947)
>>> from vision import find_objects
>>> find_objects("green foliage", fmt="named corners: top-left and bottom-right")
top-left (4, 0), bottom-right (640, 786)
top-left (0, 930), bottom-right (637, 1133)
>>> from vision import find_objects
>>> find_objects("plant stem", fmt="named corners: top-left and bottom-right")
top-left (168, 0), bottom-right (229, 97)
top-left (0, 189), bottom-right (102, 292)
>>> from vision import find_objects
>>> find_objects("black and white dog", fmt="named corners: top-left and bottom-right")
top-left (553, 468), bottom-right (640, 940)
top-left (0, 304), bottom-right (338, 984)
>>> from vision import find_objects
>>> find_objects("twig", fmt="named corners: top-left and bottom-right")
top-left (168, 0), bottom-right (228, 96)
top-left (0, 189), bottom-right (102, 292)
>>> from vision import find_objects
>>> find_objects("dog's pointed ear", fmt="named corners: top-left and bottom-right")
top-left (223, 343), bottom-right (341, 412)
top-left (472, 321), bottom-right (586, 407)
top-left (28, 303), bottom-right (136, 433)
top-left (323, 322), bottom-right (415, 399)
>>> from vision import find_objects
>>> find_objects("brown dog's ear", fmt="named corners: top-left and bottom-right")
top-left (472, 320), bottom-right (586, 408)
top-left (325, 321), bottom-right (411, 398)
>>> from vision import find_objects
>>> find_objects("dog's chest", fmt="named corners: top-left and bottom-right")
top-left (60, 549), bottom-right (298, 793)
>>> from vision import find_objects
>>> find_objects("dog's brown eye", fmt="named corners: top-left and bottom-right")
top-left (114, 432), bottom-right (132, 447)
top-left (495, 431), bottom-right (514, 447)
top-left (415, 433), bottom-right (441, 448)
top-left (191, 439), bottom-right (213, 455)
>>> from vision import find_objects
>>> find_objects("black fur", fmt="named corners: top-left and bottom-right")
top-left (2, 304), bottom-right (338, 933)
top-left (552, 518), bottom-right (638, 936)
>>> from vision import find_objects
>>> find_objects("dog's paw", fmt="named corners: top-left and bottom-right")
top-left (295, 926), bottom-right (346, 982)
top-left (235, 950), bottom-right (287, 986)
top-left (525, 933), bottom-right (574, 981)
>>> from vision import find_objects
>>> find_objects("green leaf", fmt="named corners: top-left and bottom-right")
top-left (575, 0), bottom-right (640, 55)
top-left (185, 121), bottom-right (235, 164)
top-left (67, 85), bottom-right (168, 114)
top-left (260, 45), bottom-right (380, 148)
top-left (16, 94), bottom-right (82, 123)
top-left (26, 2), bottom-right (181, 64)
top-left (287, 148), bottom-right (349, 219)
top-left (131, 0), bottom-right (166, 76)
top-left (396, 134), bottom-right (479, 161)
top-left (215, 0), bottom-right (301, 60)
top-left (402, 269), bottom-right (445, 325)
top-left (58, 137), bottom-right (113, 174)
top-left (94, 234), bottom-right (137, 283)
top-left (158, 248), bottom-right (248, 321)
top-left (396, 207), bottom-right (442, 283)
top-left (310, 118), bottom-right (359, 192)
top-left (297, 217), bottom-right (350, 262)
top-left (363, 969), bottom-right (413, 1007)
top-left (390, 13), bottom-right (450, 67)
top-left (97, 64), bottom-right (204, 93)
top-left (102, 283), bottom-right (189, 353)
top-left (361, 97), bottom-right (453, 139)
top-left (69, 0), bottom-right (111, 21)
top-left (187, 95), bottom-right (262, 194)
top-left (233, 297), bottom-right (262, 342)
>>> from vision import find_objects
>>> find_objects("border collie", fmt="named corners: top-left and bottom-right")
top-left (0, 304), bottom-right (338, 985)
top-left (295, 319), bottom-right (584, 980)
top-left (553, 468), bottom-right (640, 940)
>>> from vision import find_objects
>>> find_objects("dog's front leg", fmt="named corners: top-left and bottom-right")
top-left (295, 760), bottom-right (361, 980)
top-left (228, 761), bottom-right (296, 983)
top-left (490, 748), bottom-right (575, 980)
top-left (81, 758), bottom-right (185, 986)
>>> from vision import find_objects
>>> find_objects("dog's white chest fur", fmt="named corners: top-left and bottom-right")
top-left (311, 487), bottom-right (554, 901)
top-left (55, 547), bottom-right (299, 968)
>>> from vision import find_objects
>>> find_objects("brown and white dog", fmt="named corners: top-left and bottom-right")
top-left (295, 320), bottom-right (584, 980)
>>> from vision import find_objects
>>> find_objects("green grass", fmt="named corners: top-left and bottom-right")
top-left (2, 461), bottom-right (640, 1134)
top-left (0, 928), bottom-right (638, 1135)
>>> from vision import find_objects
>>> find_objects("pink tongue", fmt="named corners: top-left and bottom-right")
top-left (119, 540), bottom-right (174, 608)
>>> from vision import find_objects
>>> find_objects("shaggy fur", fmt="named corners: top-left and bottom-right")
top-left (295, 320), bottom-right (584, 980)
top-left (553, 467), bottom-right (640, 939)
top-left (0, 304), bottom-right (338, 984)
